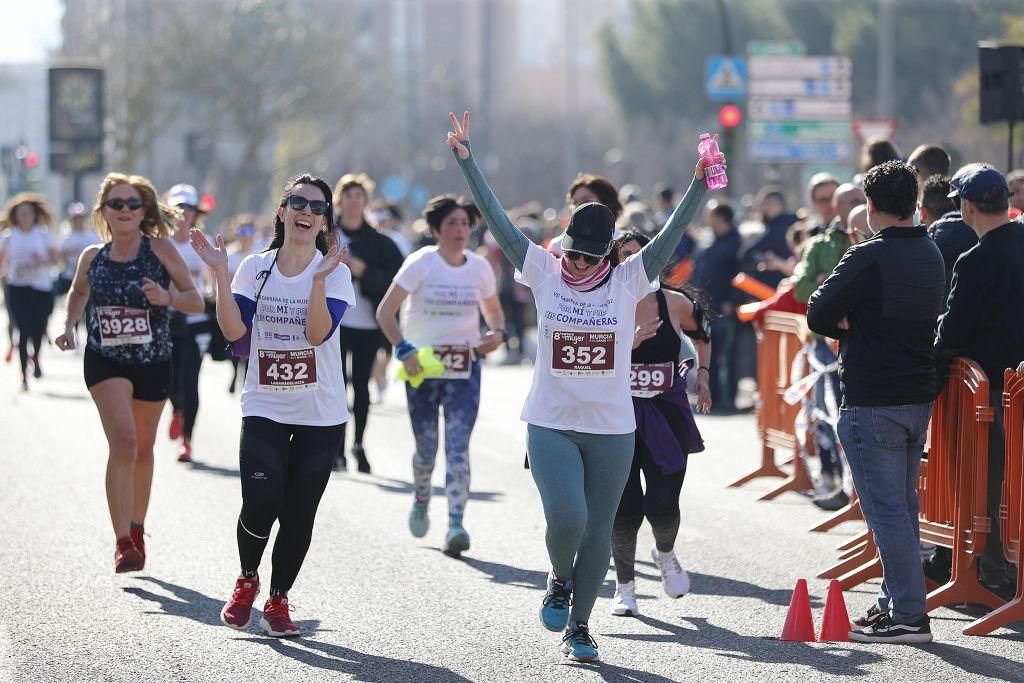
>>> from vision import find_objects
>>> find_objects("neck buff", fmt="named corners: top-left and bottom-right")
top-left (560, 256), bottom-right (611, 292)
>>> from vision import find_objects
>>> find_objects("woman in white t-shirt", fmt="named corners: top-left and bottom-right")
top-left (189, 173), bottom-right (354, 638)
top-left (447, 111), bottom-right (715, 662)
top-left (376, 195), bottom-right (506, 558)
top-left (0, 192), bottom-right (59, 390)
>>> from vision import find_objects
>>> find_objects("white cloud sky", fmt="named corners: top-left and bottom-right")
top-left (0, 0), bottom-right (62, 64)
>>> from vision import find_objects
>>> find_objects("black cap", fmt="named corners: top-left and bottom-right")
top-left (563, 202), bottom-right (614, 256)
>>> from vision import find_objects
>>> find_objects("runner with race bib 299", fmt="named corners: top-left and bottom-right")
top-left (447, 111), bottom-right (716, 663)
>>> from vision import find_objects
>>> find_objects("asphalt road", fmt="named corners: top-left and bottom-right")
top-left (0, 319), bottom-right (1021, 682)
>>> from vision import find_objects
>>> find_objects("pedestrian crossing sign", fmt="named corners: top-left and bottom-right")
top-left (705, 56), bottom-right (747, 101)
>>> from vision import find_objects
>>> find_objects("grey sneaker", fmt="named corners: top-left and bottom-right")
top-left (409, 499), bottom-right (429, 538)
top-left (442, 524), bottom-right (471, 558)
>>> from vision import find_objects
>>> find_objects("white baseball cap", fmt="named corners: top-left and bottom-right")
top-left (167, 183), bottom-right (199, 208)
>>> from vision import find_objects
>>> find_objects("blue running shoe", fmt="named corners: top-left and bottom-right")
top-left (409, 499), bottom-right (429, 538)
top-left (539, 574), bottom-right (573, 632)
top-left (442, 524), bottom-right (471, 557)
top-left (561, 620), bottom-right (599, 662)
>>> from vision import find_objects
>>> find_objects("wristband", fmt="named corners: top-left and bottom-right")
top-left (396, 340), bottom-right (417, 361)
top-left (491, 328), bottom-right (508, 341)
top-left (697, 366), bottom-right (711, 374)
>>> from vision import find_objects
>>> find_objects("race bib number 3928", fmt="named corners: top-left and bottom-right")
top-left (257, 348), bottom-right (318, 392)
top-left (97, 306), bottom-right (152, 346)
top-left (551, 331), bottom-right (615, 378)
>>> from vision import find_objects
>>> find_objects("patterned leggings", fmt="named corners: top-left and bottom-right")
top-left (405, 360), bottom-right (481, 520)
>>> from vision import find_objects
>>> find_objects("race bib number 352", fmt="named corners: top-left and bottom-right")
top-left (257, 348), bottom-right (318, 392)
top-left (551, 331), bottom-right (615, 378)
top-left (97, 306), bottom-right (152, 346)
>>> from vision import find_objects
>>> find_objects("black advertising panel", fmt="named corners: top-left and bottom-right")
top-left (979, 44), bottom-right (1024, 124)
top-left (49, 67), bottom-right (104, 142)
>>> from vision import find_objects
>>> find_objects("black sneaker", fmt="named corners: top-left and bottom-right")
top-left (813, 489), bottom-right (850, 511)
top-left (353, 444), bottom-right (371, 474)
top-left (850, 604), bottom-right (886, 629)
top-left (849, 614), bottom-right (932, 643)
top-left (332, 454), bottom-right (347, 472)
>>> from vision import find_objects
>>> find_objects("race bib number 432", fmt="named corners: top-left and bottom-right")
top-left (97, 306), bottom-right (152, 346)
top-left (257, 348), bottom-right (318, 392)
top-left (551, 331), bottom-right (615, 378)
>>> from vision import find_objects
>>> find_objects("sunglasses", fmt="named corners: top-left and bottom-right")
top-left (103, 198), bottom-right (144, 211)
top-left (564, 250), bottom-right (604, 266)
top-left (176, 203), bottom-right (198, 212)
top-left (287, 195), bottom-right (330, 216)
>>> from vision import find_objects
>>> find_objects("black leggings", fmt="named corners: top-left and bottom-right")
top-left (6, 285), bottom-right (51, 377)
top-left (170, 319), bottom-right (208, 439)
top-left (338, 326), bottom-right (383, 450)
top-left (236, 416), bottom-right (342, 594)
top-left (612, 437), bottom-right (686, 584)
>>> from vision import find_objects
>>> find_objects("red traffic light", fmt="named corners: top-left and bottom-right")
top-left (199, 193), bottom-right (216, 212)
top-left (719, 104), bottom-right (742, 128)
top-left (25, 152), bottom-right (40, 168)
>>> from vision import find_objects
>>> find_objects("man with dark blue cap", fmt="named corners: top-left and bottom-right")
top-left (935, 164), bottom-right (1023, 600)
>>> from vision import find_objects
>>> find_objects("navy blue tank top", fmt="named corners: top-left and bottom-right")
top-left (86, 236), bottom-right (172, 364)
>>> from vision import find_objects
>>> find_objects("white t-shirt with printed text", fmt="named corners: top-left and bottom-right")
top-left (0, 225), bottom-right (57, 291)
top-left (232, 249), bottom-right (356, 427)
top-left (394, 246), bottom-right (496, 348)
top-left (516, 242), bottom-right (658, 434)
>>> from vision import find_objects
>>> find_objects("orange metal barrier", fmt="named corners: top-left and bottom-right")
top-left (728, 312), bottom-right (812, 500)
top-left (964, 368), bottom-right (1024, 635)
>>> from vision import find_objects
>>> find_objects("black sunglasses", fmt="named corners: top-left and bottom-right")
top-left (287, 195), bottom-right (330, 216)
top-left (104, 198), bottom-right (144, 211)
top-left (564, 250), bottom-right (604, 266)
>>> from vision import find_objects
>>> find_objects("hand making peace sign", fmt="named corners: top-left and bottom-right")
top-left (447, 111), bottom-right (471, 160)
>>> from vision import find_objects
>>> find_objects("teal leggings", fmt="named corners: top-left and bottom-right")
top-left (527, 424), bottom-right (635, 624)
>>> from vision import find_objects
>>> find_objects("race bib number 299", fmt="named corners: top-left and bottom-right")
top-left (551, 331), bottom-right (615, 378)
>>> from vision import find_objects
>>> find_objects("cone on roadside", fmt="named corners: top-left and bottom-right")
top-left (781, 579), bottom-right (816, 641)
top-left (818, 579), bottom-right (851, 642)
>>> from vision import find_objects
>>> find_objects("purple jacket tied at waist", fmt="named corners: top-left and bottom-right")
top-left (633, 365), bottom-right (704, 475)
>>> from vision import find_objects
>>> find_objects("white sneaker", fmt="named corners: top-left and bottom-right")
top-left (651, 545), bottom-right (690, 598)
top-left (611, 581), bottom-right (639, 616)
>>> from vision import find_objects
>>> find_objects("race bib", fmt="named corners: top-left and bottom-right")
top-left (14, 263), bottom-right (38, 282)
top-left (630, 362), bottom-right (674, 398)
top-left (435, 344), bottom-right (472, 380)
top-left (97, 306), bottom-right (152, 346)
top-left (551, 331), bottom-right (615, 378)
top-left (257, 348), bottom-right (318, 392)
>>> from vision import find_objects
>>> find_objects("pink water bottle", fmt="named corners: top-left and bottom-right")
top-left (698, 133), bottom-right (729, 190)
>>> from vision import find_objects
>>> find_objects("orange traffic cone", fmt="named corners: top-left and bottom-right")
top-left (818, 579), bottom-right (851, 642)
top-left (781, 579), bottom-right (816, 642)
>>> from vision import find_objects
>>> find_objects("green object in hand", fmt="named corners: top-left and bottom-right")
top-left (395, 346), bottom-right (445, 388)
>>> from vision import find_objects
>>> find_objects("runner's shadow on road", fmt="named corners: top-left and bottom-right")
top-left (237, 636), bottom-right (472, 682)
top-left (605, 615), bottom-right (883, 678)
top-left (188, 461), bottom-right (241, 478)
top-left (38, 390), bottom-right (90, 401)
top-left (457, 555), bottom-right (547, 590)
top-left (346, 475), bottom-right (504, 503)
top-left (920, 641), bottom-right (1024, 681)
top-left (122, 577), bottom-right (225, 627)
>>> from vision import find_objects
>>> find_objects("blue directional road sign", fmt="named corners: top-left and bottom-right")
top-left (705, 56), bottom-right (747, 101)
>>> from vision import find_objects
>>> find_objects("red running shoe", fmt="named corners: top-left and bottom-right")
top-left (168, 411), bottom-right (183, 440)
top-left (4, 346), bottom-right (12, 363)
top-left (130, 526), bottom-right (146, 568)
top-left (260, 595), bottom-right (300, 637)
top-left (221, 575), bottom-right (260, 630)
top-left (177, 439), bottom-right (192, 463)
top-left (114, 537), bottom-right (144, 573)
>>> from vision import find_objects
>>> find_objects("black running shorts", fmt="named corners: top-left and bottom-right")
top-left (84, 347), bottom-right (172, 402)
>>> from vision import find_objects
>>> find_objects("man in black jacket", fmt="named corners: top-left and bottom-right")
top-left (807, 161), bottom-right (945, 643)
top-left (934, 165), bottom-right (1024, 599)
top-left (333, 173), bottom-right (405, 472)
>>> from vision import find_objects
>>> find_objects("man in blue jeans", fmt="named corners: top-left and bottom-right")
top-left (807, 161), bottom-right (945, 643)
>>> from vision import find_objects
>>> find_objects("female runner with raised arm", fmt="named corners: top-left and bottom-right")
top-left (447, 111), bottom-right (718, 662)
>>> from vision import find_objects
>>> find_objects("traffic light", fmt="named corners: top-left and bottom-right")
top-left (25, 152), bottom-right (40, 169)
top-left (719, 104), bottom-right (742, 128)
